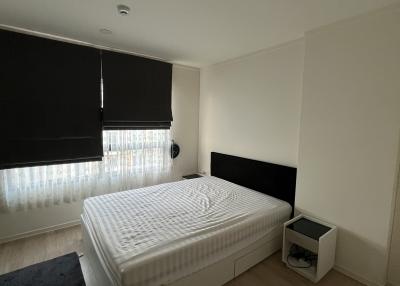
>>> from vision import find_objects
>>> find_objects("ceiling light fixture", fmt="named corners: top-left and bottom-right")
top-left (117, 4), bottom-right (130, 16)
top-left (99, 28), bottom-right (113, 35)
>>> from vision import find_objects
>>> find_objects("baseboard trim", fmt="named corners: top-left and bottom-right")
top-left (0, 219), bottom-right (81, 244)
top-left (334, 265), bottom-right (384, 286)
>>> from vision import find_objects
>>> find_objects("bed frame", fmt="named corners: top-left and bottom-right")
top-left (81, 152), bottom-right (297, 286)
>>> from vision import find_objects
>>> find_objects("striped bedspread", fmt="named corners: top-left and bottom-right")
top-left (82, 176), bottom-right (291, 286)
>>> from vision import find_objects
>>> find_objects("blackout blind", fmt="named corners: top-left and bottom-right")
top-left (101, 50), bottom-right (173, 129)
top-left (0, 29), bottom-right (103, 169)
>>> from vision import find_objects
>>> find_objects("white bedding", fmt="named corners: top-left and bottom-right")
top-left (82, 176), bottom-right (291, 286)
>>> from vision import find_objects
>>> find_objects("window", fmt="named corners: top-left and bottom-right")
top-left (0, 129), bottom-right (172, 212)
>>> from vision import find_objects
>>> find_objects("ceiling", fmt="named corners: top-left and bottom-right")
top-left (0, 0), bottom-right (398, 67)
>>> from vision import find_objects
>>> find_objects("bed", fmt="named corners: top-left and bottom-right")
top-left (81, 152), bottom-right (297, 286)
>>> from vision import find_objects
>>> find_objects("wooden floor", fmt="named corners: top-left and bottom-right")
top-left (0, 225), bottom-right (364, 286)
top-left (225, 254), bottom-right (363, 286)
top-left (0, 225), bottom-right (83, 276)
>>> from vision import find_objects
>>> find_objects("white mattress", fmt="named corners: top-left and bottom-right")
top-left (82, 176), bottom-right (291, 286)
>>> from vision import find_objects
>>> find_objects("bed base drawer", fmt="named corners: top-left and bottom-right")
top-left (234, 235), bottom-right (282, 276)
top-left (171, 233), bottom-right (283, 286)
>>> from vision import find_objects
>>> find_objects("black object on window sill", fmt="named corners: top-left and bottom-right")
top-left (182, 174), bottom-right (203, 179)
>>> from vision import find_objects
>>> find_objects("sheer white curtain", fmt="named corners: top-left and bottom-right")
top-left (0, 129), bottom-right (172, 212)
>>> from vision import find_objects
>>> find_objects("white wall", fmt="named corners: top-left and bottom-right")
top-left (296, 5), bottom-right (400, 285)
top-left (388, 171), bottom-right (400, 286)
top-left (198, 39), bottom-right (304, 173)
top-left (0, 65), bottom-right (200, 241)
top-left (171, 65), bottom-right (200, 179)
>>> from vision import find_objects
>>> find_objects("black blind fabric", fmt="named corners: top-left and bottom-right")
top-left (101, 50), bottom-right (173, 129)
top-left (0, 29), bottom-right (103, 169)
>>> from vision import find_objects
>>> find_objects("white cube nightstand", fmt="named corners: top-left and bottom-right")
top-left (282, 214), bottom-right (337, 283)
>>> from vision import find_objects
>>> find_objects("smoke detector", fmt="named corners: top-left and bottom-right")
top-left (117, 4), bottom-right (130, 16)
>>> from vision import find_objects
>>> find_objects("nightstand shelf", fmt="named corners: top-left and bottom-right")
top-left (282, 214), bottom-right (337, 283)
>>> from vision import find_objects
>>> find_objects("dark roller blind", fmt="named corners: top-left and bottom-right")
top-left (101, 50), bottom-right (173, 129)
top-left (0, 29), bottom-right (103, 169)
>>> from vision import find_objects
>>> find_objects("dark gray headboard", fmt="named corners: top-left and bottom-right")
top-left (210, 152), bottom-right (297, 216)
